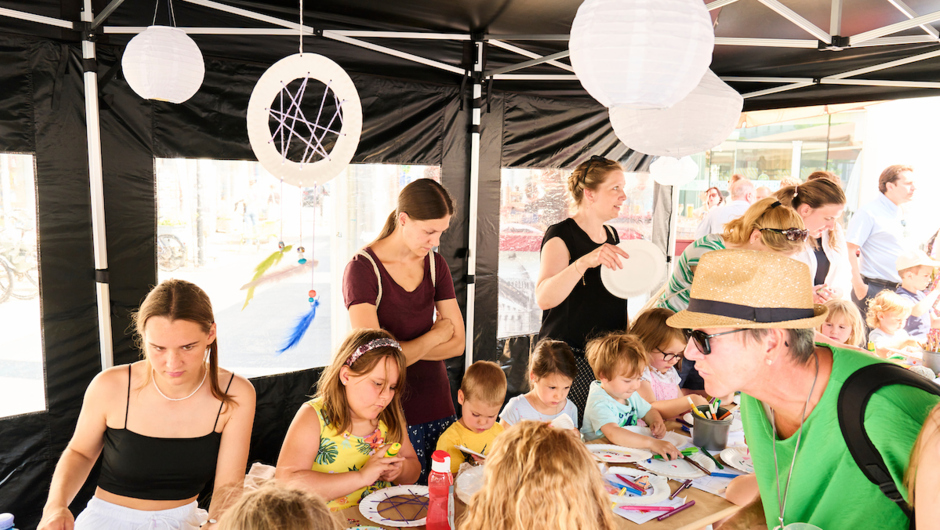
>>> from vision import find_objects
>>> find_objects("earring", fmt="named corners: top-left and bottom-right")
top-left (765, 357), bottom-right (773, 366)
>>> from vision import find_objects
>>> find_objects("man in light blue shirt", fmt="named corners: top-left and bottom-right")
top-left (846, 164), bottom-right (916, 322)
top-left (694, 178), bottom-right (755, 238)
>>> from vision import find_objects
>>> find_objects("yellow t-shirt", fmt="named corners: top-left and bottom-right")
top-left (435, 420), bottom-right (505, 474)
top-left (308, 398), bottom-right (391, 510)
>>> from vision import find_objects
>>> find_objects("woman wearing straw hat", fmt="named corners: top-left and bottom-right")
top-left (657, 198), bottom-right (808, 396)
top-left (666, 249), bottom-right (938, 530)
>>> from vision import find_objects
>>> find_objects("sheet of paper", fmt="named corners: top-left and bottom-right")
top-left (689, 466), bottom-right (745, 497)
top-left (612, 495), bottom-right (688, 524)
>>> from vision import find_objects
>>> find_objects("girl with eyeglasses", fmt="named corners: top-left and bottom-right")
top-left (774, 176), bottom-right (849, 304)
top-left (631, 308), bottom-right (709, 418)
top-left (656, 197), bottom-right (807, 396)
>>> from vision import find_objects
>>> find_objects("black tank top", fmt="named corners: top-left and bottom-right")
top-left (538, 218), bottom-right (629, 352)
top-left (97, 365), bottom-right (233, 501)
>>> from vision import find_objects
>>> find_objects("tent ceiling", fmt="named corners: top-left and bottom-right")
top-left (3, 0), bottom-right (940, 110)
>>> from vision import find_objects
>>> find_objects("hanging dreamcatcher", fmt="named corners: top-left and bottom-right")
top-left (241, 0), bottom-right (362, 352)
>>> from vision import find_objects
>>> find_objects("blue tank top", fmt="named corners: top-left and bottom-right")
top-left (97, 365), bottom-right (232, 501)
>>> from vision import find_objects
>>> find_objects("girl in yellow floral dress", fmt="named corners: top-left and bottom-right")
top-left (275, 329), bottom-right (421, 510)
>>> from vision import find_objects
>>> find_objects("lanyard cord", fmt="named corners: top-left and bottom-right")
top-left (771, 351), bottom-right (819, 529)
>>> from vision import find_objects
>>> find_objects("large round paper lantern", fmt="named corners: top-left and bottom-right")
top-left (649, 156), bottom-right (699, 187)
top-left (122, 26), bottom-right (205, 104)
top-left (569, 0), bottom-right (714, 109)
top-left (609, 70), bottom-right (743, 158)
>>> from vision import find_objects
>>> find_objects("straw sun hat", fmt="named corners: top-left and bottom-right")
top-left (666, 249), bottom-right (828, 330)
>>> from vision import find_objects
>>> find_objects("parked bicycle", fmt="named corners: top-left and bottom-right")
top-left (0, 213), bottom-right (39, 303)
top-left (157, 233), bottom-right (186, 272)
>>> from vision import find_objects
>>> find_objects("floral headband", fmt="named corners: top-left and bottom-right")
top-left (347, 338), bottom-right (402, 366)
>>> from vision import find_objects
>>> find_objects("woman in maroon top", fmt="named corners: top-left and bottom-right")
top-left (343, 179), bottom-right (464, 483)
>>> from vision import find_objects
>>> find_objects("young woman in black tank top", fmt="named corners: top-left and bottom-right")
top-left (535, 156), bottom-right (631, 423)
top-left (39, 280), bottom-right (256, 530)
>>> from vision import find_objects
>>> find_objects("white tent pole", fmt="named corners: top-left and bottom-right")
top-left (486, 50), bottom-right (570, 77)
top-left (826, 48), bottom-right (940, 79)
top-left (465, 41), bottom-right (482, 369)
top-left (707, 0), bottom-right (741, 10)
top-left (81, 0), bottom-right (114, 370)
top-left (487, 40), bottom-right (574, 72)
top-left (886, 0), bottom-right (940, 38)
top-left (490, 74), bottom-right (577, 81)
top-left (714, 37), bottom-right (818, 48)
top-left (830, 0), bottom-right (843, 35)
top-left (741, 82), bottom-right (815, 99)
top-left (0, 7), bottom-right (73, 29)
top-left (851, 8), bottom-right (940, 44)
top-left (758, 0), bottom-right (832, 43)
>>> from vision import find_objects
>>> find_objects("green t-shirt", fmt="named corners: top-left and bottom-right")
top-left (741, 345), bottom-right (939, 529)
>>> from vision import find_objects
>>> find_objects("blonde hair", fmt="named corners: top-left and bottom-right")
top-left (585, 333), bottom-right (647, 381)
top-left (568, 156), bottom-right (623, 207)
top-left (216, 483), bottom-right (342, 530)
top-left (528, 339), bottom-right (578, 389)
top-left (630, 308), bottom-right (685, 359)
top-left (131, 279), bottom-right (234, 409)
top-left (906, 404), bottom-right (940, 510)
top-left (460, 421), bottom-right (617, 530)
top-left (819, 299), bottom-right (865, 348)
top-left (315, 329), bottom-right (407, 443)
top-left (722, 197), bottom-right (807, 255)
top-left (865, 290), bottom-right (913, 329)
top-left (461, 361), bottom-right (508, 405)
top-left (774, 178), bottom-right (846, 251)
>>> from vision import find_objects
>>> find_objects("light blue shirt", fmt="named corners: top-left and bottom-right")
top-left (580, 381), bottom-right (652, 441)
top-left (499, 395), bottom-right (578, 427)
top-left (845, 193), bottom-right (908, 283)
top-left (694, 200), bottom-right (750, 239)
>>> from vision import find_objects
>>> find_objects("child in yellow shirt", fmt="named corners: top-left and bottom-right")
top-left (436, 361), bottom-right (507, 473)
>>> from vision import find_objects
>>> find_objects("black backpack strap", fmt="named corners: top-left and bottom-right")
top-left (838, 363), bottom-right (940, 526)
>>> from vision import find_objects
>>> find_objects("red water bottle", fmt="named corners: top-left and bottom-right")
top-left (426, 450), bottom-right (454, 530)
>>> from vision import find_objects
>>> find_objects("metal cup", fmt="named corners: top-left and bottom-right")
top-left (691, 405), bottom-right (732, 451)
top-left (923, 350), bottom-right (940, 374)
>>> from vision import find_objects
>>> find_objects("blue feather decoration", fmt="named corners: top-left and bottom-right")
top-left (277, 298), bottom-right (320, 354)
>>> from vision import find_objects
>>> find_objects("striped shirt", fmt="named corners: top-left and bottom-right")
top-left (657, 234), bottom-right (726, 312)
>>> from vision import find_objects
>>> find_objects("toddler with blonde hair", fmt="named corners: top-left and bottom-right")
top-left (216, 483), bottom-right (341, 530)
top-left (436, 361), bottom-right (507, 473)
top-left (461, 421), bottom-right (617, 530)
top-left (866, 291), bottom-right (919, 357)
top-left (818, 298), bottom-right (865, 348)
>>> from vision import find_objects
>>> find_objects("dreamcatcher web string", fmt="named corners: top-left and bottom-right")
top-left (267, 77), bottom-right (348, 166)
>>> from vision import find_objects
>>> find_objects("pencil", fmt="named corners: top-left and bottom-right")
top-left (683, 454), bottom-right (712, 476)
top-left (657, 500), bottom-right (696, 521)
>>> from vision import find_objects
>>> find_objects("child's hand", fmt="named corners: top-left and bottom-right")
top-left (379, 459), bottom-right (404, 483)
top-left (649, 439), bottom-right (680, 461)
top-left (649, 418), bottom-right (667, 439)
top-left (359, 450), bottom-right (405, 486)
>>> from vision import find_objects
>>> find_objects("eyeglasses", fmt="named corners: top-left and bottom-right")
top-left (759, 227), bottom-right (809, 242)
top-left (683, 329), bottom-right (748, 355)
top-left (653, 348), bottom-right (683, 362)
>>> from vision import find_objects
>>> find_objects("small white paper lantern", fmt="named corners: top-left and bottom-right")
top-left (609, 70), bottom-right (743, 158)
top-left (569, 0), bottom-right (714, 109)
top-left (649, 156), bottom-right (699, 187)
top-left (122, 26), bottom-right (205, 104)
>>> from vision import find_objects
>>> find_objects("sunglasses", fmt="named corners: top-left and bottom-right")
top-left (653, 348), bottom-right (683, 362)
top-left (683, 328), bottom-right (748, 355)
top-left (759, 227), bottom-right (809, 242)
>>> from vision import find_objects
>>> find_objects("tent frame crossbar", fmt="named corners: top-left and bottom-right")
top-left (0, 6), bottom-right (73, 29)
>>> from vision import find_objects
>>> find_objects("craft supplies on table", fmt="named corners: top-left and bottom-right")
top-left (359, 485), bottom-right (429, 527)
top-left (612, 495), bottom-right (689, 524)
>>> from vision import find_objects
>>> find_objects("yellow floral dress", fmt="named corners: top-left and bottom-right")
top-left (308, 398), bottom-right (391, 510)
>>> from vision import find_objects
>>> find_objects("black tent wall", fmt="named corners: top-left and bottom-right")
top-left (0, 32), bottom-right (641, 528)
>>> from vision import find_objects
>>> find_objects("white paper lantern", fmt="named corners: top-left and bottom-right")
top-left (569, 0), bottom-right (714, 109)
top-left (649, 156), bottom-right (699, 187)
top-left (609, 70), bottom-right (743, 158)
top-left (122, 26), bottom-right (205, 104)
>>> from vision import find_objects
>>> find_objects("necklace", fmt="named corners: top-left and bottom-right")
top-left (770, 352), bottom-right (819, 529)
top-left (152, 366), bottom-right (208, 402)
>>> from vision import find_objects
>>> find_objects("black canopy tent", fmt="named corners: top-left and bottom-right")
top-left (2, 0), bottom-right (940, 526)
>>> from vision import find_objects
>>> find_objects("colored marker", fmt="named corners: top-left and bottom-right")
top-left (617, 505), bottom-right (675, 512)
top-left (384, 443), bottom-right (401, 457)
top-left (709, 471), bottom-right (740, 479)
top-left (682, 454), bottom-right (712, 476)
top-left (699, 446), bottom-right (724, 469)
top-left (657, 500), bottom-right (696, 521)
top-left (669, 479), bottom-right (692, 500)
top-left (614, 473), bottom-right (646, 492)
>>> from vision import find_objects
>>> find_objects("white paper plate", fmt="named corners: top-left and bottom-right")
top-left (600, 239), bottom-right (666, 299)
top-left (720, 446), bottom-right (754, 474)
top-left (587, 444), bottom-right (653, 463)
top-left (359, 485), bottom-right (429, 527)
top-left (603, 468), bottom-right (671, 506)
top-left (455, 464), bottom-right (485, 504)
top-left (637, 452), bottom-right (716, 480)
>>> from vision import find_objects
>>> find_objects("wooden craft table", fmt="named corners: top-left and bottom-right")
top-left (339, 423), bottom-right (740, 529)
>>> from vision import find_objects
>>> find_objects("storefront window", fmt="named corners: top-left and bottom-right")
top-left (0, 153), bottom-right (42, 418)
top-left (156, 159), bottom-right (438, 376)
